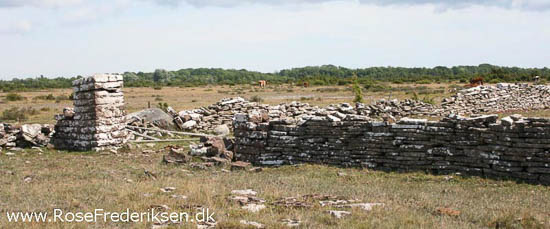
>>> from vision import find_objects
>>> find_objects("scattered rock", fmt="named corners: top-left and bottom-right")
top-left (170, 195), bottom-right (188, 200)
top-left (242, 203), bottom-right (266, 213)
top-left (240, 220), bottom-right (265, 228)
top-left (23, 176), bottom-right (33, 183)
top-left (273, 197), bottom-right (313, 208)
top-left (231, 161), bottom-right (251, 171)
top-left (150, 204), bottom-right (171, 211)
top-left (182, 120), bottom-right (197, 130)
top-left (196, 221), bottom-right (217, 229)
top-left (249, 167), bottom-right (263, 172)
top-left (328, 210), bottom-right (351, 219)
top-left (346, 203), bottom-right (384, 211)
top-left (162, 146), bottom-right (190, 164)
top-left (231, 189), bottom-right (257, 196)
top-left (213, 124), bottom-right (230, 136)
top-left (281, 219), bottom-right (301, 227)
top-left (160, 187), bottom-right (176, 193)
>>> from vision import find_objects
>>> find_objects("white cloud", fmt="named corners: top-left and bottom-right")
top-left (147, 0), bottom-right (550, 11)
top-left (2, 0), bottom-right (550, 10)
top-left (0, 0), bottom-right (83, 8)
top-left (0, 20), bottom-right (32, 34)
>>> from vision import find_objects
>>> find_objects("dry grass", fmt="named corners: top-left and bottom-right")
top-left (1, 144), bottom-right (549, 228)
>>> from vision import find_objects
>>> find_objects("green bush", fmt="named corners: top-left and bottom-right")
top-left (250, 95), bottom-right (264, 103)
top-left (1, 107), bottom-right (39, 121)
top-left (35, 94), bottom-right (56, 100)
top-left (5, 93), bottom-right (25, 101)
top-left (157, 102), bottom-right (169, 112)
top-left (352, 76), bottom-right (364, 103)
top-left (417, 79), bottom-right (432, 84)
top-left (364, 82), bottom-right (388, 92)
top-left (315, 88), bottom-right (340, 93)
top-left (422, 96), bottom-right (435, 105)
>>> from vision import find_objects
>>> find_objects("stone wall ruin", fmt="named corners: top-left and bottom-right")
top-left (234, 112), bottom-right (550, 184)
top-left (53, 74), bottom-right (128, 151)
top-left (167, 84), bottom-right (550, 133)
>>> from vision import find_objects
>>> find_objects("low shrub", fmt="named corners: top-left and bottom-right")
top-left (34, 94), bottom-right (56, 100)
top-left (5, 93), bottom-right (25, 101)
top-left (250, 95), bottom-right (264, 103)
top-left (1, 107), bottom-right (39, 121)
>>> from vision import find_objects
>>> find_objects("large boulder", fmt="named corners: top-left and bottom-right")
top-left (182, 120), bottom-right (197, 130)
top-left (214, 124), bottom-right (230, 136)
top-left (20, 124), bottom-right (50, 147)
top-left (201, 136), bottom-right (234, 160)
top-left (127, 108), bottom-right (175, 129)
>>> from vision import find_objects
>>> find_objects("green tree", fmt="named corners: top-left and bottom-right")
top-left (153, 69), bottom-right (169, 83)
top-left (352, 74), bottom-right (363, 103)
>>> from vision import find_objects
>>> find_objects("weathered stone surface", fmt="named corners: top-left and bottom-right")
top-left (163, 146), bottom-right (191, 164)
top-left (234, 112), bottom-right (550, 185)
top-left (53, 74), bottom-right (127, 151)
top-left (127, 108), bottom-right (174, 129)
top-left (213, 124), bottom-right (230, 136)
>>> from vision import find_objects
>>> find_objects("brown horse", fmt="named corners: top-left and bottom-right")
top-left (258, 80), bottom-right (267, 88)
top-left (303, 82), bottom-right (309, 88)
top-left (467, 77), bottom-right (484, 87)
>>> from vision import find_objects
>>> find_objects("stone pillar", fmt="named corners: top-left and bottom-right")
top-left (53, 74), bottom-right (128, 151)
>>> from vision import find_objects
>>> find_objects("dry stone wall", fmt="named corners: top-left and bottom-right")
top-left (234, 113), bottom-right (550, 184)
top-left (53, 74), bottom-right (128, 151)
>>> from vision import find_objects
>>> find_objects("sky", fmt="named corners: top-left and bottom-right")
top-left (0, 0), bottom-right (549, 79)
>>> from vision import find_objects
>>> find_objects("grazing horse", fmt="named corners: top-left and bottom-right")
top-left (467, 77), bottom-right (484, 87)
top-left (303, 82), bottom-right (309, 88)
top-left (258, 80), bottom-right (267, 88)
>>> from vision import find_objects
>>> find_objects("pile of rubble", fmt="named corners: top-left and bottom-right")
top-left (169, 97), bottom-right (271, 132)
top-left (0, 123), bottom-right (53, 149)
top-left (53, 74), bottom-right (128, 151)
top-left (165, 97), bottom-right (438, 133)
top-left (441, 83), bottom-right (550, 115)
top-left (166, 84), bottom-right (550, 133)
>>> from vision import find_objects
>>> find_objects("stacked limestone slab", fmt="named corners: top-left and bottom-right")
top-left (234, 112), bottom-right (550, 184)
top-left (53, 74), bottom-right (128, 151)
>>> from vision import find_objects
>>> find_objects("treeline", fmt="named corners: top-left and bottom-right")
top-left (1, 64), bottom-right (548, 91)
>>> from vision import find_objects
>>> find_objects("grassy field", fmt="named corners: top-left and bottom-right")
top-left (1, 144), bottom-right (549, 229)
top-left (0, 83), bottom-right (549, 228)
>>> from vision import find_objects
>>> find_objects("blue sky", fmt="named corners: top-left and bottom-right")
top-left (0, 0), bottom-right (549, 79)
